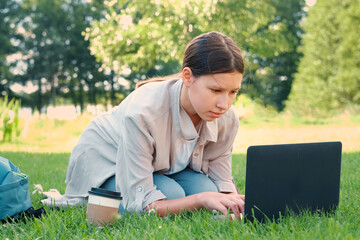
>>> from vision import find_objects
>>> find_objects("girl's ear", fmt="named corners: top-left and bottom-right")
top-left (182, 67), bottom-right (193, 88)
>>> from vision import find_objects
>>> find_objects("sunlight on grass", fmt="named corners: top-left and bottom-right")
top-left (233, 97), bottom-right (360, 153)
top-left (234, 123), bottom-right (360, 153)
top-left (0, 104), bottom-right (359, 153)
top-left (0, 113), bottom-right (94, 152)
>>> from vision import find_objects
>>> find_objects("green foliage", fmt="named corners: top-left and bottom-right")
top-left (3, 0), bottom-right (359, 114)
top-left (286, 0), bottom-right (360, 117)
top-left (0, 95), bottom-right (22, 142)
top-left (234, 94), bottom-right (282, 127)
top-left (0, 0), bottom-right (22, 97)
top-left (3, 0), bottom-right (306, 112)
top-left (85, 0), bottom-right (302, 104)
top-left (242, 0), bottom-right (305, 111)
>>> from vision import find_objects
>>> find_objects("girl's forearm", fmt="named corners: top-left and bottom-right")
top-left (147, 192), bottom-right (245, 218)
top-left (147, 193), bottom-right (204, 217)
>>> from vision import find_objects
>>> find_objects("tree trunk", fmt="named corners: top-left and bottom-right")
top-left (50, 74), bottom-right (58, 106)
top-left (69, 78), bottom-right (77, 109)
top-left (110, 71), bottom-right (115, 106)
top-left (36, 78), bottom-right (42, 112)
top-left (86, 78), bottom-right (96, 105)
top-left (78, 80), bottom-right (84, 113)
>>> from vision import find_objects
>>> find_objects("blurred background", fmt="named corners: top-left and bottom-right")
top-left (0, 0), bottom-right (359, 152)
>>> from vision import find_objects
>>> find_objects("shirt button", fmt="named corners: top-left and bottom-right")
top-left (137, 186), bottom-right (142, 192)
top-left (194, 153), bottom-right (199, 157)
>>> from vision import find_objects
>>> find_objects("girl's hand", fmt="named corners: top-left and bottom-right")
top-left (147, 192), bottom-right (245, 219)
top-left (198, 192), bottom-right (245, 220)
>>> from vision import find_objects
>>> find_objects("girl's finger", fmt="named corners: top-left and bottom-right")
top-left (239, 195), bottom-right (245, 201)
top-left (222, 199), bottom-right (241, 219)
top-left (228, 195), bottom-right (245, 214)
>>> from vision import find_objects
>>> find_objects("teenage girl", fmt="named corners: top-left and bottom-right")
top-left (63, 31), bottom-right (245, 219)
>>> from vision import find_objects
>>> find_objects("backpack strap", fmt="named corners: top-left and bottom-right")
top-left (1, 207), bottom-right (47, 224)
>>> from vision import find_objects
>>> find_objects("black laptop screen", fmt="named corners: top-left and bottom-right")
top-left (244, 141), bottom-right (342, 222)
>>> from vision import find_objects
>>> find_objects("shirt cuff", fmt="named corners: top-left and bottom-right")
top-left (142, 189), bottom-right (167, 211)
top-left (214, 180), bottom-right (238, 193)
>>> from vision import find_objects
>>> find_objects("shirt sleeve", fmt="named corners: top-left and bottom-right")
top-left (116, 115), bottom-right (166, 212)
top-left (207, 114), bottom-right (239, 193)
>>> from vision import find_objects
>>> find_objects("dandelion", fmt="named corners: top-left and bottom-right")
top-left (148, 208), bottom-right (156, 215)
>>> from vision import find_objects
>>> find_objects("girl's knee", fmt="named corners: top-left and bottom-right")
top-left (201, 180), bottom-right (218, 193)
top-left (100, 175), bottom-right (116, 191)
top-left (164, 187), bottom-right (186, 200)
top-left (171, 168), bottom-right (219, 195)
top-left (153, 173), bottom-right (186, 200)
top-left (188, 174), bottom-right (218, 194)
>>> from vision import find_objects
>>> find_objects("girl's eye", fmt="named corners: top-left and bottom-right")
top-left (211, 89), bottom-right (220, 93)
top-left (230, 91), bottom-right (238, 95)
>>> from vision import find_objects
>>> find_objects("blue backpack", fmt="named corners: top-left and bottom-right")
top-left (0, 156), bottom-right (45, 222)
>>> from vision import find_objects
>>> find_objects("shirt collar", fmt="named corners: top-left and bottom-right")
top-left (170, 79), bottom-right (196, 141)
top-left (200, 120), bottom-right (218, 143)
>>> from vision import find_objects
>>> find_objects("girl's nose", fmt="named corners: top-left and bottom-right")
top-left (216, 95), bottom-right (228, 110)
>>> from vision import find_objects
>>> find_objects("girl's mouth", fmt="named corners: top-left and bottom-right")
top-left (210, 112), bottom-right (222, 118)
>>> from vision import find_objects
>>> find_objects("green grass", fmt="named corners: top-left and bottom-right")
top-left (1, 151), bottom-right (359, 239)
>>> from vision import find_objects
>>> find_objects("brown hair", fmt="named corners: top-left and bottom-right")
top-left (136, 31), bottom-right (244, 88)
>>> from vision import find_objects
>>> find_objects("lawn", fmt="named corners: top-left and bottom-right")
top-left (0, 114), bottom-right (360, 239)
top-left (0, 151), bottom-right (359, 239)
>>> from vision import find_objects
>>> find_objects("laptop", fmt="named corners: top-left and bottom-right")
top-left (244, 141), bottom-right (342, 222)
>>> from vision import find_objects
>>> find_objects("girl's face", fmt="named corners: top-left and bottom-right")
top-left (181, 69), bottom-right (243, 123)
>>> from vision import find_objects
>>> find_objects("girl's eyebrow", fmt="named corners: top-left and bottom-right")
top-left (209, 84), bottom-right (240, 91)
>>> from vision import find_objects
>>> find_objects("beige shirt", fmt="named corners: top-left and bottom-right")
top-left (64, 78), bottom-right (239, 212)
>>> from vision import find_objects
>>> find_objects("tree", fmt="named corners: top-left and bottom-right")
top-left (21, 0), bottom-right (68, 111)
top-left (286, 0), bottom-right (360, 117)
top-left (85, 0), bottom-right (295, 96)
top-left (0, 0), bottom-right (22, 98)
top-left (19, 0), bottom-right (108, 112)
top-left (241, 0), bottom-right (305, 111)
top-left (60, 0), bottom-right (108, 112)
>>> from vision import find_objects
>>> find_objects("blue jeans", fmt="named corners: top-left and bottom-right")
top-left (100, 168), bottom-right (219, 212)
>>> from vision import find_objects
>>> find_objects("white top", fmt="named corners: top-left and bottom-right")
top-left (62, 78), bottom-right (239, 212)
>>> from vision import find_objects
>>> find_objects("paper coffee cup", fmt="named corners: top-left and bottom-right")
top-left (87, 187), bottom-right (122, 226)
